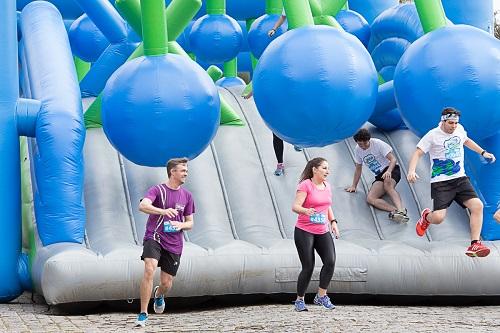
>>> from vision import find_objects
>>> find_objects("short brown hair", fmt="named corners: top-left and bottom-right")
top-left (441, 107), bottom-right (461, 117)
top-left (166, 157), bottom-right (189, 177)
top-left (353, 128), bottom-right (371, 142)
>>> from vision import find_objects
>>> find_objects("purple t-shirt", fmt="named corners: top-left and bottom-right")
top-left (143, 184), bottom-right (195, 255)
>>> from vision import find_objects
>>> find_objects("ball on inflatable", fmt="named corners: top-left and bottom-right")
top-left (190, 14), bottom-right (243, 64)
top-left (369, 108), bottom-right (406, 131)
top-left (102, 55), bottom-right (220, 167)
top-left (394, 25), bottom-right (500, 139)
top-left (69, 14), bottom-right (109, 63)
top-left (336, 10), bottom-right (371, 47)
top-left (253, 25), bottom-right (378, 147)
top-left (248, 14), bottom-right (288, 59)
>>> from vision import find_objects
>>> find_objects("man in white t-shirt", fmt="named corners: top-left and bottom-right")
top-left (407, 107), bottom-right (496, 257)
top-left (345, 128), bottom-right (409, 223)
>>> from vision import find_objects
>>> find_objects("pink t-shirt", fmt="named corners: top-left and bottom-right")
top-left (296, 179), bottom-right (332, 234)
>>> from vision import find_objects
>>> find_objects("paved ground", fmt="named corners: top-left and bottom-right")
top-left (1, 292), bottom-right (500, 332)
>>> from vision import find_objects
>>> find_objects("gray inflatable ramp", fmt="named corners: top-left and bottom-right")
top-left (32, 87), bottom-right (500, 305)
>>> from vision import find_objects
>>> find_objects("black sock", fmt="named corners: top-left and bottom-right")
top-left (471, 240), bottom-right (479, 245)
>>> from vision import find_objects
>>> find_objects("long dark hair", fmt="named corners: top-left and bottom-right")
top-left (299, 157), bottom-right (327, 183)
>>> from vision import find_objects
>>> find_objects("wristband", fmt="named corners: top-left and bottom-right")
top-left (330, 219), bottom-right (337, 224)
top-left (481, 150), bottom-right (486, 156)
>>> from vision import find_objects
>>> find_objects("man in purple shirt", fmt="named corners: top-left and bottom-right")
top-left (135, 158), bottom-right (195, 327)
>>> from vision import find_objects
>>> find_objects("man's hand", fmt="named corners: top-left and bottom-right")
top-left (382, 171), bottom-right (392, 180)
top-left (483, 152), bottom-right (496, 163)
top-left (170, 221), bottom-right (184, 231)
top-left (407, 171), bottom-right (419, 183)
top-left (345, 186), bottom-right (356, 193)
top-left (162, 208), bottom-right (178, 219)
top-left (267, 29), bottom-right (276, 37)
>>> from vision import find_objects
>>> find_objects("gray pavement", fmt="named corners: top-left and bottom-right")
top-left (1, 292), bottom-right (500, 332)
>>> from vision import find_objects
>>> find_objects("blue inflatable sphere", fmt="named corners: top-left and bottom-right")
top-left (176, 21), bottom-right (195, 52)
top-left (102, 55), bottom-right (220, 167)
top-left (190, 14), bottom-right (243, 64)
top-left (17, 0), bottom-right (83, 19)
top-left (394, 25), bottom-right (500, 140)
top-left (69, 14), bottom-right (109, 63)
top-left (369, 109), bottom-right (406, 131)
top-left (248, 14), bottom-right (288, 59)
top-left (336, 10), bottom-right (371, 47)
top-left (253, 26), bottom-right (378, 147)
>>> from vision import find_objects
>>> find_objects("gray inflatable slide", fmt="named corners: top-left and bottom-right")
top-left (32, 86), bottom-right (500, 305)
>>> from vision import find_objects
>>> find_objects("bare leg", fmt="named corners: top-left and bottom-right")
top-left (367, 181), bottom-right (397, 212)
top-left (140, 258), bottom-right (158, 314)
top-left (157, 271), bottom-right (174, 297)
top-left (426, 209), bottom-right (446, 225)
top-left (463, 198), bottom-right (484, 240)
top-left (383, 179), bottom-right (403, 211)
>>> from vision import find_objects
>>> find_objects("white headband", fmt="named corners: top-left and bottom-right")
top-left (441, 113), bottom-right (459, 122)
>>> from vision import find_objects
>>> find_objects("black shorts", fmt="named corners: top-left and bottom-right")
top-left (431, 176), bottom-right (478, 210)
top-left (373, 165), bottom-right (401, 184)
top-left (141, 239), bottom-right (181, 276)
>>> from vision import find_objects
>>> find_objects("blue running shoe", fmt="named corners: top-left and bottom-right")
top-left (153, 285), bottom-right (165, 314)
top-left (135, 312), bottom-right (148, 327)
top-left (294, 299), bottom-right (308, 312)
top-left (313, 294), bottom-right (335, 310)
top-left (294, 145), bottom-right (303, 152)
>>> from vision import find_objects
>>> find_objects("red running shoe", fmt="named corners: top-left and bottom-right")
top-left (416, 208), bottom-right (431, 237)
top-left (465, 241), bottom-right (490, 258)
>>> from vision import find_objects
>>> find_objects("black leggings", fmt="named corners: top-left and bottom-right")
top-left (294, 227), bottom-right (336, 297)
top-left (273, 133), bottom-right (284, 163)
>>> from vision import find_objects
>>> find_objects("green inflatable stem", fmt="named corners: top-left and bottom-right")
top-left (283, 0), bottom-right (314, 29)
top-left (321, 0), bottom-right (347, 16)
top-left (207, 65), bottom-right (223, 81)
top-left (266, 0), bottom-right (283, 14)
top-left (414, 0), bottom-right (447, 33)
top-left (20, 137), bottom-right (36, 271)
top-left (141, 0), bottom-right (168, 56)
top-left (223, 58), bottom-right (237, 78)
top-left (207, 0), bottom-right (225, 15)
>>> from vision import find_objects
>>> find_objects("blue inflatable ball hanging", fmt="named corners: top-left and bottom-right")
top-left (253, 25), bottom-right (378, 147)
top-left (248, 14), bottom-right (288, 59)
top-left (102, 55), bottom-right (220, 167)
top-left (69, 14), bottom-right (109, 63)
top-left (336, 10), bottom-right (371, 48)
top-left (394, 25), bottom-right (500, 140)
top-left (189, 14), bottom-right (243, 64)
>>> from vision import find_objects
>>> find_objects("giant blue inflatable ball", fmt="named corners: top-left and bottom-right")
top-left (336, 10), bottom-right (371, 48)
top-left (69, 14), bottom-right (109, 63)
top-left (394, 25), bottom-right (500, 140)
top-left (190, 14), bottom-right (243, 64)
top-left (102, 55), bottom-right (220, 167)
top-left (253, 25), bottom-right (378, 147)
top-left (176, 21), bottom-right (195, 53)
top-left (248, 14), bottom-right (288, 59)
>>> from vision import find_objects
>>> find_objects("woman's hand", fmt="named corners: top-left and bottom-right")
top-left (331, 220), bottom-right (340, 239)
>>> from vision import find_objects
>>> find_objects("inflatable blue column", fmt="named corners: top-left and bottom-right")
top-left (0, 0), bottom-right (22, 302)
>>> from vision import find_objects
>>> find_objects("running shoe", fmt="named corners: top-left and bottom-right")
top-left (465, 241), bottom-right (490, 258)
top-left (274, 163), bottom-right (285, 176)
top-left (294, 299), bottom-right (308, 312)
top-left (153, 285), bottom-right (165, 314)
top-left (313, 294), bottom-right (335, 310)
top-left (416, 208), bottom-right (431, 237)
top-left (389, 208), bottom-right (409, 223)
top-left (135, 312), bottom-right (148, 327)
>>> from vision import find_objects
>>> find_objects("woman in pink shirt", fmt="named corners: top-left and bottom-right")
top-left (292, 157), bottom-right (340, 312)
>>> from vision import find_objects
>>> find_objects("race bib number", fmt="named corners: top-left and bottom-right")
top-left (310, 213), bottom-right (326, 224)
top-left (163, 221), bottom-right (177, 233)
